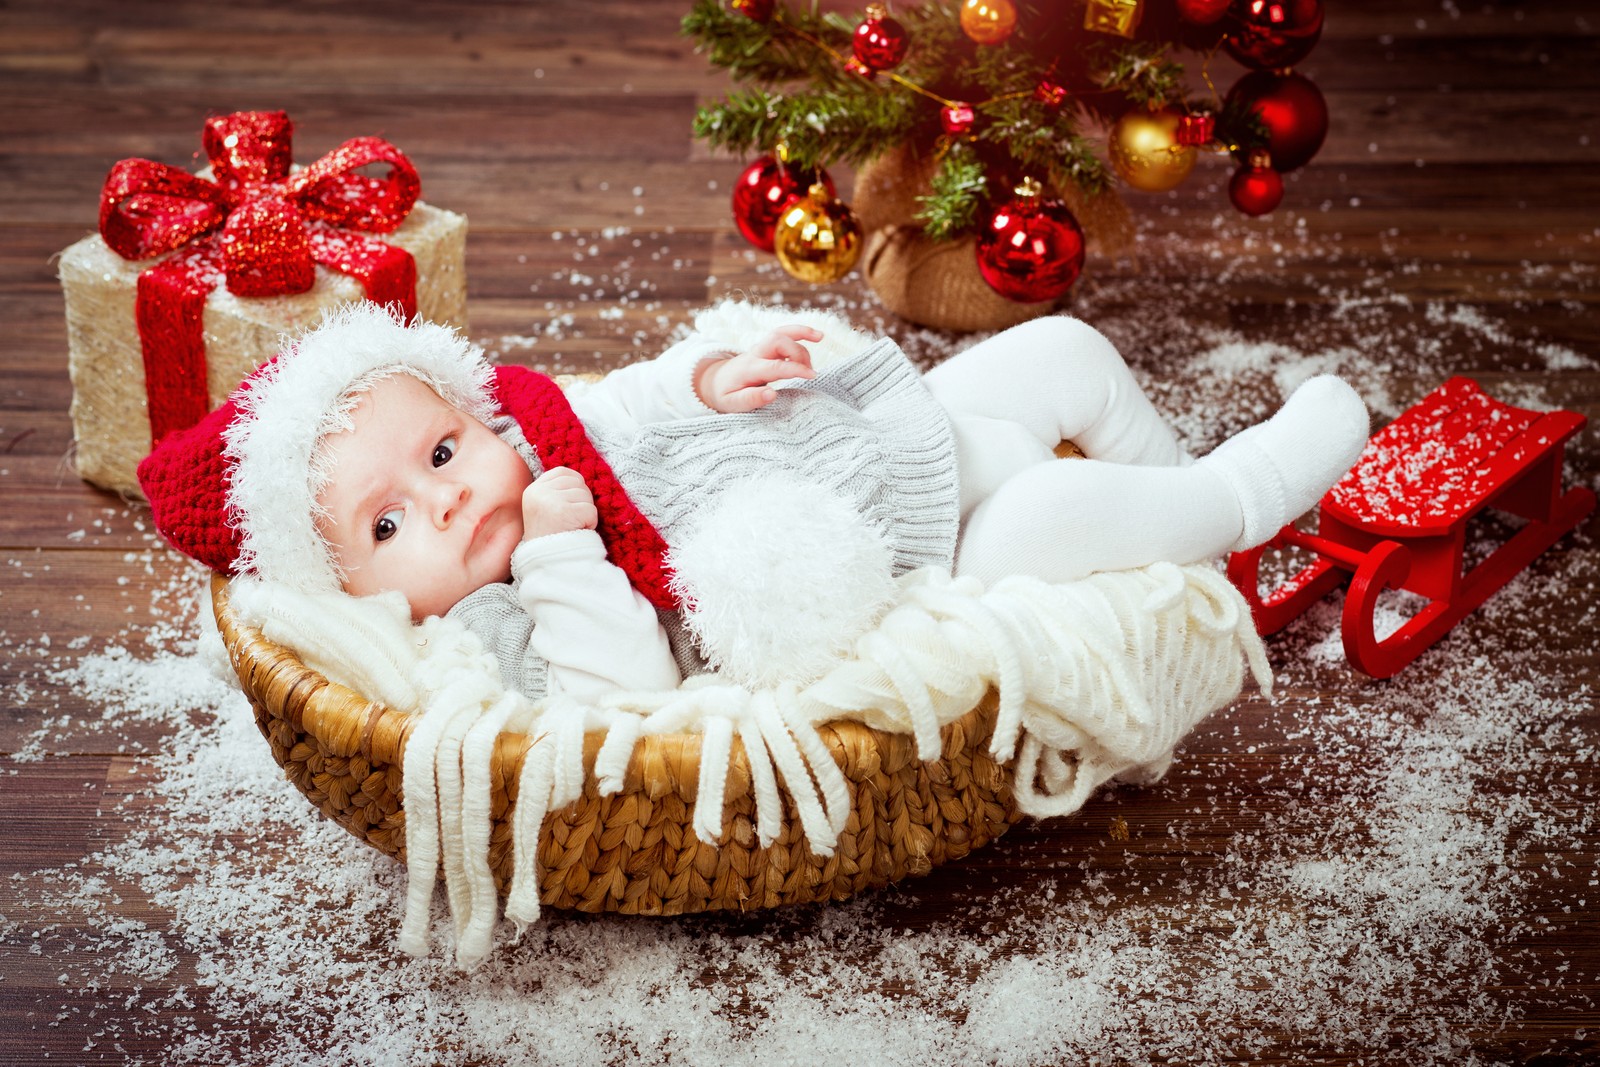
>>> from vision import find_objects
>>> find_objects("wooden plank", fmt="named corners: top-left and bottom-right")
top-left (12, 148), bottom-right (1599, 236)
top-left (0, 758), bottom-right (240, 1063)
top-left (1312, 90), bottom-right (1600, 165)
top-left (88, 28), bottom-right (722, 96)
top-left (0, 157), bottom-right (753, 231)
top-left (0, 0), bottom-right (700, 40)
top-left (0, 536), bottom-right (194, 622)
top-left (1311, 0), bottom-right (1598, 39)
top-left (0, 548), bottom-right (203, 755)
top-left (0, 411), bottom-right (75, 457)
top-left (0, 365), bottom-right (72, 409)
top-left (6, 0), bottom-right (1593, 85)
top-left (0, 754), bottom-right (111, 876)
top-left (3, 84), bottom-right (1596, 171)
top-left (1301, 33), bottom-right (1600, 91)
top-left (0, 86), bottom-right (711, 162)
top-left (464, 229), bottom-right (718, 302)
top-left (0, 462), bottom-right (156, 546)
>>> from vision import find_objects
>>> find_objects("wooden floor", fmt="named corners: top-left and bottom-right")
top-left (1, 1), bottom-right (1597, 1064)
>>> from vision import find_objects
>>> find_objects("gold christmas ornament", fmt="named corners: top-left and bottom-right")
top-left (960, 0), bottom-right (1018, 45)
top-left (1084, 0), bottom-right (1144, 38)
top-left (773, 182), bottom-right (864, 283)
top-left (1108, 109), bottom-right (1197, 192)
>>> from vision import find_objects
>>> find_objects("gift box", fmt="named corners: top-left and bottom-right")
top-left (59, 110), bottom-right (468, 495)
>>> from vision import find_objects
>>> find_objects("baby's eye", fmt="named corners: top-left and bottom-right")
top-left (374, 508), bottom-right (404, 543)
top-left (433, 435), bottom-right (458, 468)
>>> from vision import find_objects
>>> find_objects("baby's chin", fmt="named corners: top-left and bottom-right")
top-left (393, 575), bottom-right (485, 623)
top-left (412, 560), bottom-right (515, 622)
top-left (410, 595), bottom-right (464, 622)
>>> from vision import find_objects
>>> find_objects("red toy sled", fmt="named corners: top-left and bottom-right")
top-left (1228, 376), bottom-right (1594, 678)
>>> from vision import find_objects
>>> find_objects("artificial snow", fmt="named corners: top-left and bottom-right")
top-left (3, 226), bottom-right (1596, 1065)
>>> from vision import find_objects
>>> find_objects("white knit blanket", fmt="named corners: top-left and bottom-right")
top-left (225, 560), bottom-right (1270, 968)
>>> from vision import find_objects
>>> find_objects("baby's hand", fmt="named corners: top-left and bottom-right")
top-left (521, 467), bottom-right (598, 540)
top-left (694, 325), bottom-right (821, 413)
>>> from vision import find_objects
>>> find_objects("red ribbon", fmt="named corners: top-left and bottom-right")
top-left (99, 110), bottom-right (423, 444)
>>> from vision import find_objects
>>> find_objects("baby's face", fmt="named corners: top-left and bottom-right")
top-left (315, 373), bottom-right (533, 620)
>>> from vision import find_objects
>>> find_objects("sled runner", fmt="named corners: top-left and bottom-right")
top-left (1228, 376), bottom-right (1594, 678)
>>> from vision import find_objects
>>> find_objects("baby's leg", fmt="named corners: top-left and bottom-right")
top-left (957, 375), bottom-right (1369, 584)
top-left (923, 316), bottom-right (1191, 471)
top-left (957, 459), bottom-right (1241, 583)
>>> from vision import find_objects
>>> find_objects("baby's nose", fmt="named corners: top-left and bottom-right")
top-left (435, 481), bottom-right (470, 527)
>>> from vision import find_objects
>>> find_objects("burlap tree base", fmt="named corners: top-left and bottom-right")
top-left (862, 226), bottom-right (1051, 334)
top-left (853, 146), bottom-right (1132, 334)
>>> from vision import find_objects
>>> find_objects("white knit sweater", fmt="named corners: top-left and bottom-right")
top-left (449, 324), bottom-right (960, 703)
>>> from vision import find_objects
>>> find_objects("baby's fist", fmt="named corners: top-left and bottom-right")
top-left (521, 466), bottom-right (598, 540)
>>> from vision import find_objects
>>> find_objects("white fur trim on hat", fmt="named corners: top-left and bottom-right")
top-left (223, 303), bottom-right (498, 591)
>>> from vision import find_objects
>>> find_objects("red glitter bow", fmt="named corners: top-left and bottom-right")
top-left (98, 110), bottom-right (424, 444)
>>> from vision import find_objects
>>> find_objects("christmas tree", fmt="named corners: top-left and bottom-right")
top-left (685, 0), bottom-right (1328, 326)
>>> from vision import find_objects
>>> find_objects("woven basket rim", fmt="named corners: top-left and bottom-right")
top-left (211, 573), bottom-right (1009, 809)
top-left (211, 571), bottom-right (1032, 917)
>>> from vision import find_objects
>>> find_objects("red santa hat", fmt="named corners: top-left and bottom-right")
top-left (138, 302), bottom-right (508, 594)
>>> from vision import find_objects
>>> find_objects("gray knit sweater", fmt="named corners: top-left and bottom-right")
top-left (448, 334), bottom-right (960, 699)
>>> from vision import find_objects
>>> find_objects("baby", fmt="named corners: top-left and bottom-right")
top-left (139, 303), bottom-right (1370, 702)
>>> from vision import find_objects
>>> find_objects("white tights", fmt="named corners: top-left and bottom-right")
top-left (922, 317), bottom-right (1370, 586)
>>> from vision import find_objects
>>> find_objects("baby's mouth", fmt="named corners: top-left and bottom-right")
top-left (466, 511), bottom-right (493, 557)
top-left (467, 506), bottom-right (514, 562)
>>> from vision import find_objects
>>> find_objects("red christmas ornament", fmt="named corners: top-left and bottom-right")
top-left (1224, 0), bottom-right (1324, 71)
top-left (1034, 80), bottom-right (1068, 109)
top-left (975, 178), bottom-right (1086, 304)
top-left (1176, 113), bottom-right (1216, 147)
top-left (940, 104), bottom-right (976, 138)
top-left (1229, 150), bottom-right (1284, 215)
top-left (853, 4), bottom-right (910, 73)
top-left (731, 154), bottom-right (835, 254)
top-left (730, 0), bottom-right (775, 20)
top-left (1225, 69), bottom-right (1328, 172)
top-left (1175, 0), bottom-right (1231, 24)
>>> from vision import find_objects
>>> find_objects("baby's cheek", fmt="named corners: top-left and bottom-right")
top-left (335, 558), bottom-right (385, 600)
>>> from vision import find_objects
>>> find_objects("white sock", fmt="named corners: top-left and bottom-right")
top-left (1197, 375), bottom-right (1370, 551)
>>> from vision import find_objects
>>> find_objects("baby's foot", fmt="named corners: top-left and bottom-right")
top-left (1199, 375), bottom-right (1370, 551)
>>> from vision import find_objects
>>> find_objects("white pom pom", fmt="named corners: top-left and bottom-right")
top-left (667, 475), bottom-right (898, 689)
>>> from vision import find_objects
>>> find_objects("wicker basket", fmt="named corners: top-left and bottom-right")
top-left (213, 576), bottom-right (1025, 915)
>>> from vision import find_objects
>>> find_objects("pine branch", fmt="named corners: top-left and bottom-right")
top-left (1043, 138), bottom-right (1114, 200)
top-left (982, 98), bottom-right (1112, 199)
top-left (1094, 42), bottom-right (1187, 108)
top-left (1214, 95), bottom-right (1272, 158)
top-left (916, 146), bottom-right (989, 240)
top-left (681, 0), bottom-right (848, 85)
top-left (892, 2), bottom-right (976, 89)
top-left (692, 86), bottom-right (919, 170)
top-left (960, 37), bottom-right (1046, 98)
top-left (685, 0), bottom-right (1291, 243)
